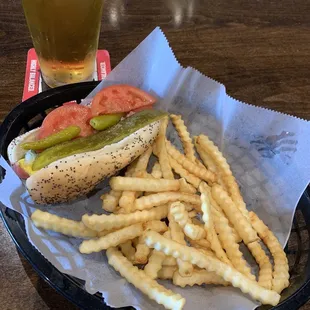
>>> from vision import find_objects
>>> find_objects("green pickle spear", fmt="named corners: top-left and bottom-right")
top-left (22, 125), bottom-right (81, 151)
top-left (32, 110), bottom-right (167, 171)
top-left (90, 113), bottom-right (124, 131)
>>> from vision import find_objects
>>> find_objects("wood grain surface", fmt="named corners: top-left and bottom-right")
top-left (0, 0), bottom-right (309, 309)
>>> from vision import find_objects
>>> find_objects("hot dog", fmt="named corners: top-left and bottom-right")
top-left (7, 85), bottom-right (165, 204)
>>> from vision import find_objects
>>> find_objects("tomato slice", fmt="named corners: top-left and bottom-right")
top-left (131, 104), bottom-right (153, 113)
top-left (38, 103), bottom-right (94, 139)
top-left (63, 101), bottom-right (77, 106)
top-left (91, 85), bottom-right (156, 116)
top-left (126, 104), bottom-right (154, 117)
top-left (12, 163), bottom-right (29, 179)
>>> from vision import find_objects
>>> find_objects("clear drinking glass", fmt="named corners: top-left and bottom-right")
top-left (22, 0), bottom-right (104, 88)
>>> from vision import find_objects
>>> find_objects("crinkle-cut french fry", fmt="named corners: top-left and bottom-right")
top-left (179, 178), bottom-right (196, 194)
top-left (166, 140), bottom-right (215, 183)
top-left (156, 117), bottom-right (174, 179)
top-left (195, 159), bottom-right (207, 170)
top-left (125, 158), bottom-right (138, 177)
top-left (135, 146), bottom-right (153, 172)
top-left (169, 156), bottom-right (201, 189)
top-left (182, 203), bottom-right (202, 213)
top-left (144, 231), bottom-right (281, 306)
top-left (202, 182), bottom-right (242, 243)
top-left (183, 224), bottom-right (206, 241)
top-left (134, 236), bottom-right (150, 264)
top-left (177, 258), bottom-right (193, 278)
top-left (196, 247), bottom-right (216, 257)
top-left (194, 137), bottom-right (218, 173)
top-left (188, 210), bottom-right (197, 218)
top-left (119, 190), bottom-right (136, 213)
top-left (202, 183), bottom-right (242, 243)
top-left (195, 134), bottom-right (231, 175)
top-left (161, 230), bottom-right (177, 267)
top-left (119, 240), bottom-right (136, 262)
top-left (230, 226), bottom-right (242, 244)
top-left (132, 236), bottom-right (140, 247)
top-left (247, 241), bottom-right (273, 290)
top-left (143, 220), bottom-right (168, 233)
top-left (134, 192), bottom-right (200, 210)
top-left (199, 185), bottom-right (231, 265)
top-left (97, 228), bottom-right (119, 237)
top-left (152, 143), bottom-right (159, 157)
top-left (170, 202), bottom-right (189, 227)
top-left (164, 229), bottom-right (171, 239)
top-left (97, 230), bottom-right (111, 238)
top-left (80, 223), bottom-right (143, 254)
top-left (200, 182), bottom-right (222, 212)
top-left (158, 266), bottom-right (177, 280)
top-left (110, 176), bottom-right (180, 192)
top-left (188, 238), bottom-right (211, 249)
top-left (151, 160), bottom-right (162, 179)
top-left (196, 135), bottom-right (249, 219)
top-left (211, 206), bottom-right (255, 280)
top-left (168, 210), bottom-right (193, 277)
top-left (101, 190), bottom-right (122, 212)
top-left (114, 207), bottom-right (127, 214)
top-left (211, 185), bottom-right (258, 245)
top-left (214, 214), bottom-right (242, 244)
top-left (31, 210), bottom-right (97, 238)
top-left (249, 212), bottom-right (289, 293)
top-left (82, 205), bottom-right (168, 232)
top-left (170, 202), bottom-right (206, 240)
top-left (132, 171), bottom-right (153, 179)
top-left (135, 172), bottom-right (156, 196)
top-left (170, 114), bottom-right (196, 162)
top-left (186, 225), bottom-right (205, 241)
top-left (107, 247), bottom-right (185, 310)
top-left (118, 149), bottom-right (152, 213)
top-left (163, 256), bottom-right (177, 267)
top-left (134, 245), bottom-right (150, 264)
top-left (188, 204), bottom-right (202, 213)
top-left (183, 203), bottom-right (194, 211)
top-left (144, 250), bottom-right (166, 279)
top-left (119, 174), bottom-right (145, 210)
top-left (137, 226), bottom-right (166, 265)
top-left (173, 269), bottom-right (229, 287)
top-left (223, 174), bottom-right (250, 220)
top-left (191, 217), bottom-right (203, 227)
top-left (160, 229), bottom-right (177, 267)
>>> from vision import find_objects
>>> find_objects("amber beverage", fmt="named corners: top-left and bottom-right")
top-left (22, 0), bottom-right (104, 88)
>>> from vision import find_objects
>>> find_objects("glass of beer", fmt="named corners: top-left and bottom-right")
top-left (22, 0), bottom-right (104, 88)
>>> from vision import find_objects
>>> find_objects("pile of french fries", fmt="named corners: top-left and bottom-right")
top-left (31, 114), bottom-right (289, 310)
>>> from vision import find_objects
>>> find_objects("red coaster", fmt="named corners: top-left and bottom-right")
top-left (22, 48), bottom-right (111, 101)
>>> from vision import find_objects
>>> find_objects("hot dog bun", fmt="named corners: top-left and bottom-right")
top-left (8, 120), bottom-right (161, 204)
top-left (8, 128), bottom-right (39, 164)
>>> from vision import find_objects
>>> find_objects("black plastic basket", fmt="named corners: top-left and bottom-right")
top-left (0, 81), bottom-right (309, 310)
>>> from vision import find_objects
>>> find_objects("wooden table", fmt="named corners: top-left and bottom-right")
top-left (0, 0), bottom-right (309, 309)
